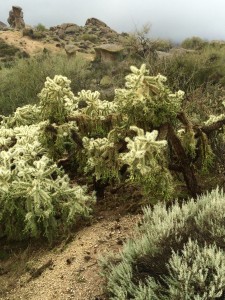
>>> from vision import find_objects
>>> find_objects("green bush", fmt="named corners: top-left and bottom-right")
top-left (22, 28), bottom-right (34, 38)
top-left (80, 33), bottom-right (98, 43)
top-left (0, 38), bottom-right (20, 58)
top-left (32, 31), bottom-right (46, 40)
top-left (102, 188), bottom-right (225, 299)
top-left (35, 23), bottom-right (47, 32)
top-left (0, 54), bottom-right (91, 115)
top-left (181, 36), bottom-right (208, 50)
top-left (154, 47), bottom-right (225, 94)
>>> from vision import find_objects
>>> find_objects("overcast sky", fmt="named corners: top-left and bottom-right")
top-left (1, 0), bottom-right (225, 42)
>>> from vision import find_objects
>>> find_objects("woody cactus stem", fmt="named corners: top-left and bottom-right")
top-left (167, 123), bottom-right (200, 197)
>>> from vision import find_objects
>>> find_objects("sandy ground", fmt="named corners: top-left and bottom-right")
top-left (0, 30), bottom-right (61, 55)
top-left (0, 210), bottom-right (141, 300)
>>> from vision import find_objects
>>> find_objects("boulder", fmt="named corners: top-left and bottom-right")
top-left (7, 6), bottom-right (25, 29)
top-left (85, 18), bottom-right (107, 28)
top-left (64, 24), bottom-right (80, 34)
top-left (51, 23), bottom-right (80, 37)
top-left (94, 44), bottom-right (124, 62)
top-left (100, 75), bottom-right (112, 87)
top-left (64, 44), bottom-right (79, 57)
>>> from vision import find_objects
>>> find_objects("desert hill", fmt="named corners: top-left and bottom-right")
top-left (0, 16), bottom-right (126, 63)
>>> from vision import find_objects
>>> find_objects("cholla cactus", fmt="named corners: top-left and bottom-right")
top-left (204, 100), bottom-right (225, 126)
top-left (120, 126), bottom-right (173, 199)
top-left (38, 75), bottom-right (77, 123)
top-left (115, 64), bottom-right (184, 126)
top-left (204, 114), bottom-right (225, 126)
top-left (40, 120), bottom-right (79, 159)
top-left (0, 122), bottom-right (95, 241)
top-left (76, 90), bottom-right (117, 120)
top-left (83, 130), bottom-right (121, 180)
top-left (1, 104), bottom-right (41, 127)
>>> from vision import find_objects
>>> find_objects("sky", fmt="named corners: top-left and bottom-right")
top-left (1, 0), bottom-right (225, 42)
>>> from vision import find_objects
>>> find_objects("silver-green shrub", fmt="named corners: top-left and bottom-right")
top-left (102, 188), bottom-right (225, 299)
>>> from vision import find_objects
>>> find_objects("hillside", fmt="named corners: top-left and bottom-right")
top-left (0, 17), bottom-right (125, 63)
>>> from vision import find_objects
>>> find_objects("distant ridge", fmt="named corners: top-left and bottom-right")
top-left (0, 21), bottom-right (7, 28)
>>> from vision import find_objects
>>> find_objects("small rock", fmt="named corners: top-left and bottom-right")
top-left (84, 255), bottom-right (91, 262)
top-left (66, 257), bottom-right (75, 265)
top-left (117, 238), bottom-right (124, 245)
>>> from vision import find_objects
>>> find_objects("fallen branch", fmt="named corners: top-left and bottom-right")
top-left (27, 259), bottom-right (53, 282)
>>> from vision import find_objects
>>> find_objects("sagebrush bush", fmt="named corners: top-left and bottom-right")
top-left (101, 188), bottom-right (225, 299)
top-left (35, 23), bottom-right (47, 32)
top-left (80, 33), bottom-right (98, 43)
top-left (181, 36), bottom-right (208, 50)
top-left (153, 47), bottom-right (225, 94)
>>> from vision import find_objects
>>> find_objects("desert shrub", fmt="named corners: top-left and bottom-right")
top-left (0, 38), bottom-right (23, 68)
top-left (80, 33), bottom-right (98, 43)
top-left (0, 54), bottom-right (91, 115)
top-left (32, 31), bottom-right (46, 40)
top-left (153, 39), bottom-right (173, 52)
top-left (0, 38), bottom-right (20, 58)
top-left (121, 24), bottom-right (158, 62)
top-left (154, 47), bottom-right (225, 94)
top-left (181, 36), bottom-right (208, 50)
top-left (22, 28), bottom-right (34, 38)
top-left (35, 23), bottom-right (47, 32)
top-left (102, 188), bottom-right (225, 299)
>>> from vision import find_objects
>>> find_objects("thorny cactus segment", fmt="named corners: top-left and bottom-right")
top-left (76, 90), bottom-right (118, 120)
top-left (204, 114), bottom-right (225, 126)
top-left (38, 75), bottom-right (77, 123)
top-left (1, 104), bottom-right (41, 127)
top-left (120, 126), bottom-right (173, 199)
top-left (114, 64), bottom-right (184, 126)
top-left (83, 131), bottom-right (121, 181)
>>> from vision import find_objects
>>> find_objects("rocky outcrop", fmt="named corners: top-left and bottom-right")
top-left (94, 44), bottom-right (124, 62)
top-left (85, 18), bottom-right (107, 27)
top-left (49, 18), bottom-right (122, 54)
top-left (64, 44), bottom-right (79, 57)
top-left (50, 23), bottom-right (80, 38)
top-left (7, 6), bottom-right (25, 29)
top-left (51, 23), bottom-right (80, 38)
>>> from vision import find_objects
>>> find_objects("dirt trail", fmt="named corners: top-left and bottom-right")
top-left (0, 212), bottom-right (140, 300)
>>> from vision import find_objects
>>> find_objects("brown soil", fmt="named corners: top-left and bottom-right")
top-left (0, 198), bottom-right (141, 300)
top-left (0, 30), bottom-right (94, 61)
top-left (0, 30), bottom-right (61, 56)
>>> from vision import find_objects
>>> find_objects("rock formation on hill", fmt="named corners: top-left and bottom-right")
top-left (85, 17), bottom-right (108, 27)
top-left (7, 6), bottom-right (25, 29)
top-left (94, 44), bottom-right (124, 62)
top-left (1, 14), bottom-right (126, 62)
top-left (49, 17), bottom-right (123, 55)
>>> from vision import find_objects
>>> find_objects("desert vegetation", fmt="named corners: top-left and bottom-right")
top-left (1, 26), bottom-right (225, 299)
